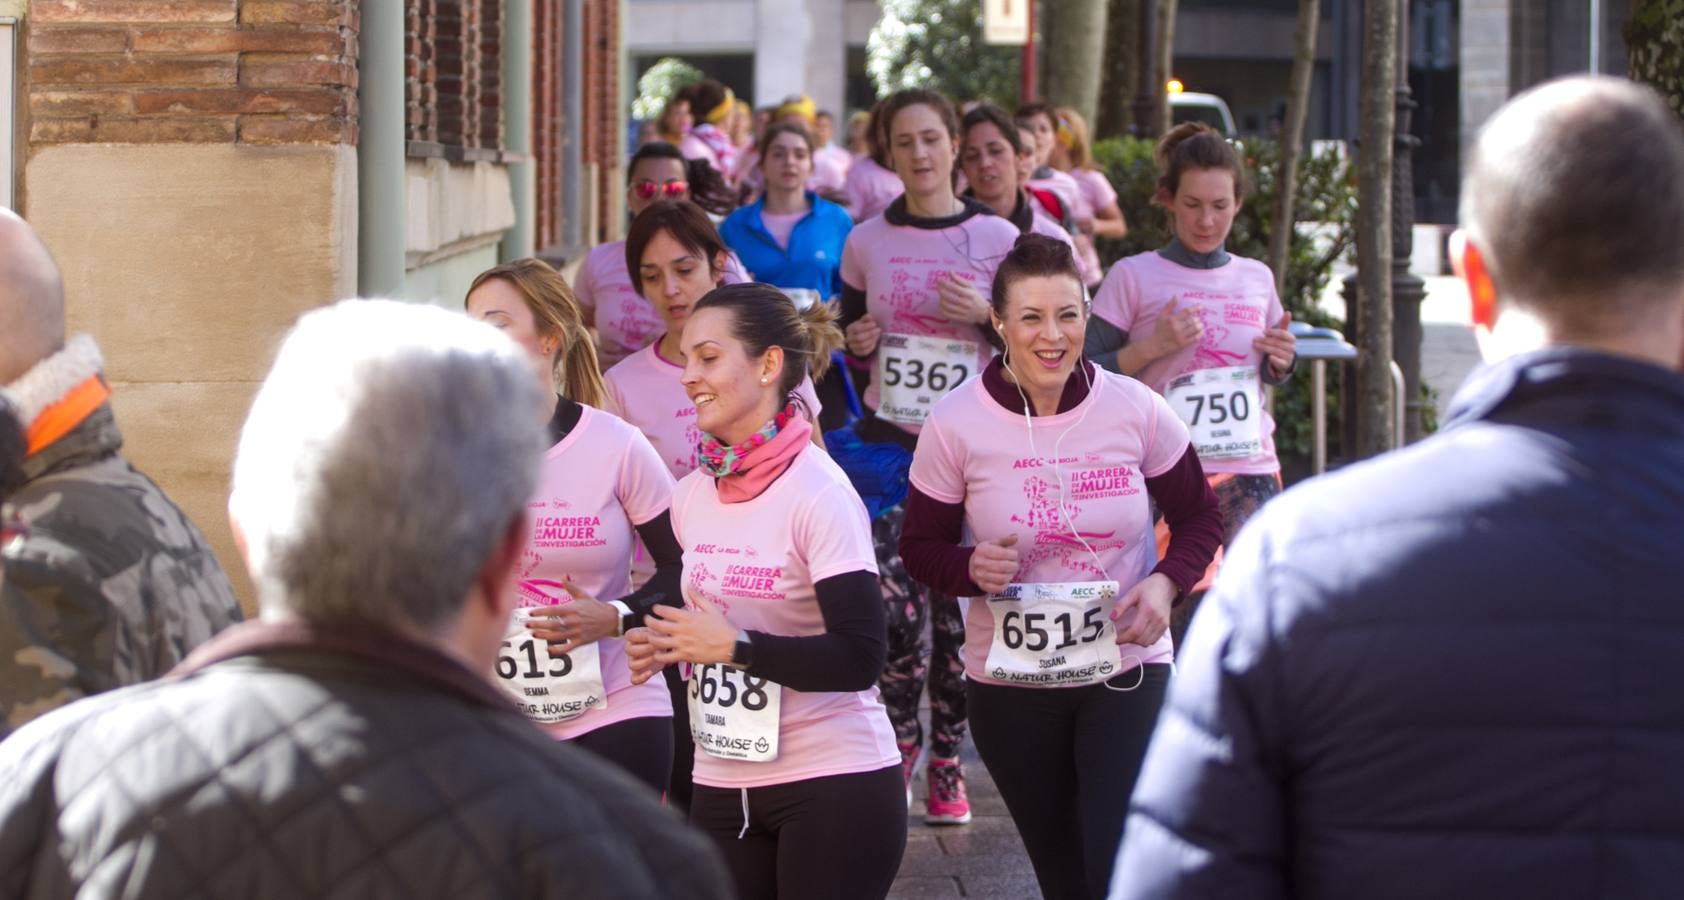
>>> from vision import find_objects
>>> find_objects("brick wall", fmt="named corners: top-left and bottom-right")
top-left (27, 0), bottom-right (360, 146)
top-left (406, 0), bottom-right (502, 157)
top-left (532, 0), bottom-right (623, 253)
top-left (584, 0), bottom-right (619, 244)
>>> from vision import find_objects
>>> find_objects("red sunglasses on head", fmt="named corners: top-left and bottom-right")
top-left (632, 179), bottom-right (689, 201)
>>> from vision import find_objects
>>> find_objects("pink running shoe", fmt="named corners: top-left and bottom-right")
top-left (898, 740), bottom-right (921, 810)
top-left (925, 757), bottom-right (972, 825)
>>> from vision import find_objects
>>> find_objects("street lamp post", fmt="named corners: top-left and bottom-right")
top-left (1131, 0), bottom-right (1159, 135)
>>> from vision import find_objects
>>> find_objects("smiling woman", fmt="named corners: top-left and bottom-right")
top-left (897, 233), bottom-right (1223, 899)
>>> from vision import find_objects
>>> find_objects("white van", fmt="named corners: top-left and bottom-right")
top-left (1169, 92), bottom-right (1238, 138)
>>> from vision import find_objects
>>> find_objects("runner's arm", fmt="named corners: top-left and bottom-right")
top-left (897, 486), bottom-right (986, 598)
top-left (1083, 314), bottom-right (1130, 375)
top-left (1143, 448), bottom-right (1223, 602)
top-left (618, 511), bottom-right (685, 629)
top-left (738, 570), bottom-right (885, 692)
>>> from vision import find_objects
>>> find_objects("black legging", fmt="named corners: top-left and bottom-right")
top-left (689, 766), bottom-right (907, 900)
top-left (662, 665), bottom-right (696, 812)
top-left (569, 714), bottom-right (674, 798)
top-left (967, 664), bottom-right (1171, 900)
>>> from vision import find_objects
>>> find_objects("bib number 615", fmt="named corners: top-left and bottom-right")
top-left (497, 637), bottom-right (572, 680)
top-left (999, 607), bottom-right (1107, 652)
top-left (689, 664), bottom-right (772, 711)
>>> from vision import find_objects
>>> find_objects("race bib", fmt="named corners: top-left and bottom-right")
top-left (876, 334), bottom-right (977, 426)
top-left (1165, 366), bottom-right (1263, 461)
top-left (495, 605), bottom-right (607, 724)
top-left (984, 581), bottom-right (1124, 687)
top-left (688, 663), bottom-right (782, 761)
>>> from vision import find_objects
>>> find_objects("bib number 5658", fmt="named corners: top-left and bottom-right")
top-left (998, 607), bottom-right (1107, 652)
top-left (690, 664), bottom-right (772, 711)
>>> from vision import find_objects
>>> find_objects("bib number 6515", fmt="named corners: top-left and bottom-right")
top-left (998, 607), bottom-right (1107, 652)
top-left (689, 663), bottom-right (772, 711)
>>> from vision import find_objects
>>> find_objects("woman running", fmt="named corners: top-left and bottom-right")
top-left (719, 123), bottom-right (854, 307)
top-left (900, 234), bottom-right (1222, 900)
top-left (842, 100), bottom-right (905, 223)
top-left (604, 200), bottom-right (823, 812)
top-left (678, 79), bottom-right (741, 179)
top-left (838, 88), bottom-right (1022, 825)
top-left (465, 258), bottom-right (682, 795)
top-left (959, 103), bottom-right (1076, 247)
top-left (1085, 122), bottom-right (1297, 634)
top-left (625, 283), bottom-right (905, 900)
top-left (573, 142), bottom-right (746, 370)
top-left (1049, 107), bottom-right (1128, 288)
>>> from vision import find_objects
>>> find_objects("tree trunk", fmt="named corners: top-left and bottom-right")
top-left (1042, 0), bottom-right (1109, 126)
top-left (1354, 0), bottom-right (1397, 458)
top-left (1266, 0), bottom-right (1320, 301)
top-left (1626, 0), bottom-right (1684, 121)
top-left (1149, 0), bottom-right (1179, 135)
top-left (1097, 0), bottom-right (1141, 139)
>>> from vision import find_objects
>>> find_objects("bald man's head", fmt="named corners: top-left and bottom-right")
top-left (0, 210), bottom-right (66, 385)
top-left (1462, 77), bottom-right (1684, 332)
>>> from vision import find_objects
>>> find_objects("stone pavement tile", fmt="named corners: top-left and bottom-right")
top-left (936, 830), bottom-right (1029, 857)
top-left (955, 873), bottom-right (1044, 899)
top-left (897, 844), bottom-right (1027, 879)
top-left (887, 876), bottom-right (965, 899)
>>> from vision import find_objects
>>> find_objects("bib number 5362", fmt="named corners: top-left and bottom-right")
top-left (881, 356), bottom-right (967, 393)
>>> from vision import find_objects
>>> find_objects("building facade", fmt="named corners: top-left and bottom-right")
top-left (7, 0), bottom-right (623, 606)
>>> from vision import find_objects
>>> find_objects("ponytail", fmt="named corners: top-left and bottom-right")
top-left (466, 259), bottom-right (609, 408)
top-left (795, 299), bottom-right (844, 384)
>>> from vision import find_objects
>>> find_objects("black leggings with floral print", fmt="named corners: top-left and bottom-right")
top-left (873, 505), bottom-right (968, 761)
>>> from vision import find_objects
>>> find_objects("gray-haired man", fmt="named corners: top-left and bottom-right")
top-left (0, 300), bottom-right (731, 899)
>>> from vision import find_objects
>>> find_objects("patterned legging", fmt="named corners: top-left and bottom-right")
top-left (1166, 471), bottom-right (1284, 642)
top-left (873, 505), bottom-right (968, 760)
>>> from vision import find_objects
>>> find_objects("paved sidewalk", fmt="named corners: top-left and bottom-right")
top-left (889, 735), bottom-right (1041, 899)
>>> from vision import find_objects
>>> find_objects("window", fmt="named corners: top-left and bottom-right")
top-left (406, 0), bottom-right (505, 161)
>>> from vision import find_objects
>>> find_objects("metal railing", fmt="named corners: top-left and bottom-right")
top-left (1289, 322), bottom-right (1405, 474)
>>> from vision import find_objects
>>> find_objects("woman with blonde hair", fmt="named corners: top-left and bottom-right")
top-left (1049, 107), bottom-right (1129, 289)
top-left (465, 258), bottom-right (685, 797)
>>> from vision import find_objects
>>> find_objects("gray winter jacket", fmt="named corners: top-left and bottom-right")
top-left (0, 619), bottom-right (733, 900)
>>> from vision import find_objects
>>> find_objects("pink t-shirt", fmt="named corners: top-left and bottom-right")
top-left (811, 145), bottom-right (852, 195)
top-left (1091, 251), bottom-right (1287, 475)
top-left (839, 208), bottom-right (1021, 434)
top-left (1028, 208), bottom-right (1076, 247)
top-left (843, 156), bottom-right (904, 222)
top-left (761, 211), bottom-right (803, 250)
top-left (1069, 168), bottom-right (1118, 287)
top-left (908, 371), bottom-right (1190, 687)
top-left (517, 405), bottom-right (677, 738)
top-left (1028, 168), bottom-right (1084, 220)
top-left (671, 444), bottom-right (899, 788)
top-left (574, 240), bottom-right (750, 369)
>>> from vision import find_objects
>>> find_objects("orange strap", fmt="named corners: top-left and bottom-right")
top-left (25, 375), bottom-right (111, 457)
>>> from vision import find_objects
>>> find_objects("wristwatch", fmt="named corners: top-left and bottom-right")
top-left (609, 600), bottom-right (633, 637)
top-left (728, 629), bottom-right (755, 670)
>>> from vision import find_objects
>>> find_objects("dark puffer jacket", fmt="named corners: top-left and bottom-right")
top-left (0, 620), bottom-right (732, 900)
top-left (1113, 348), bottom-right (1684, 900)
